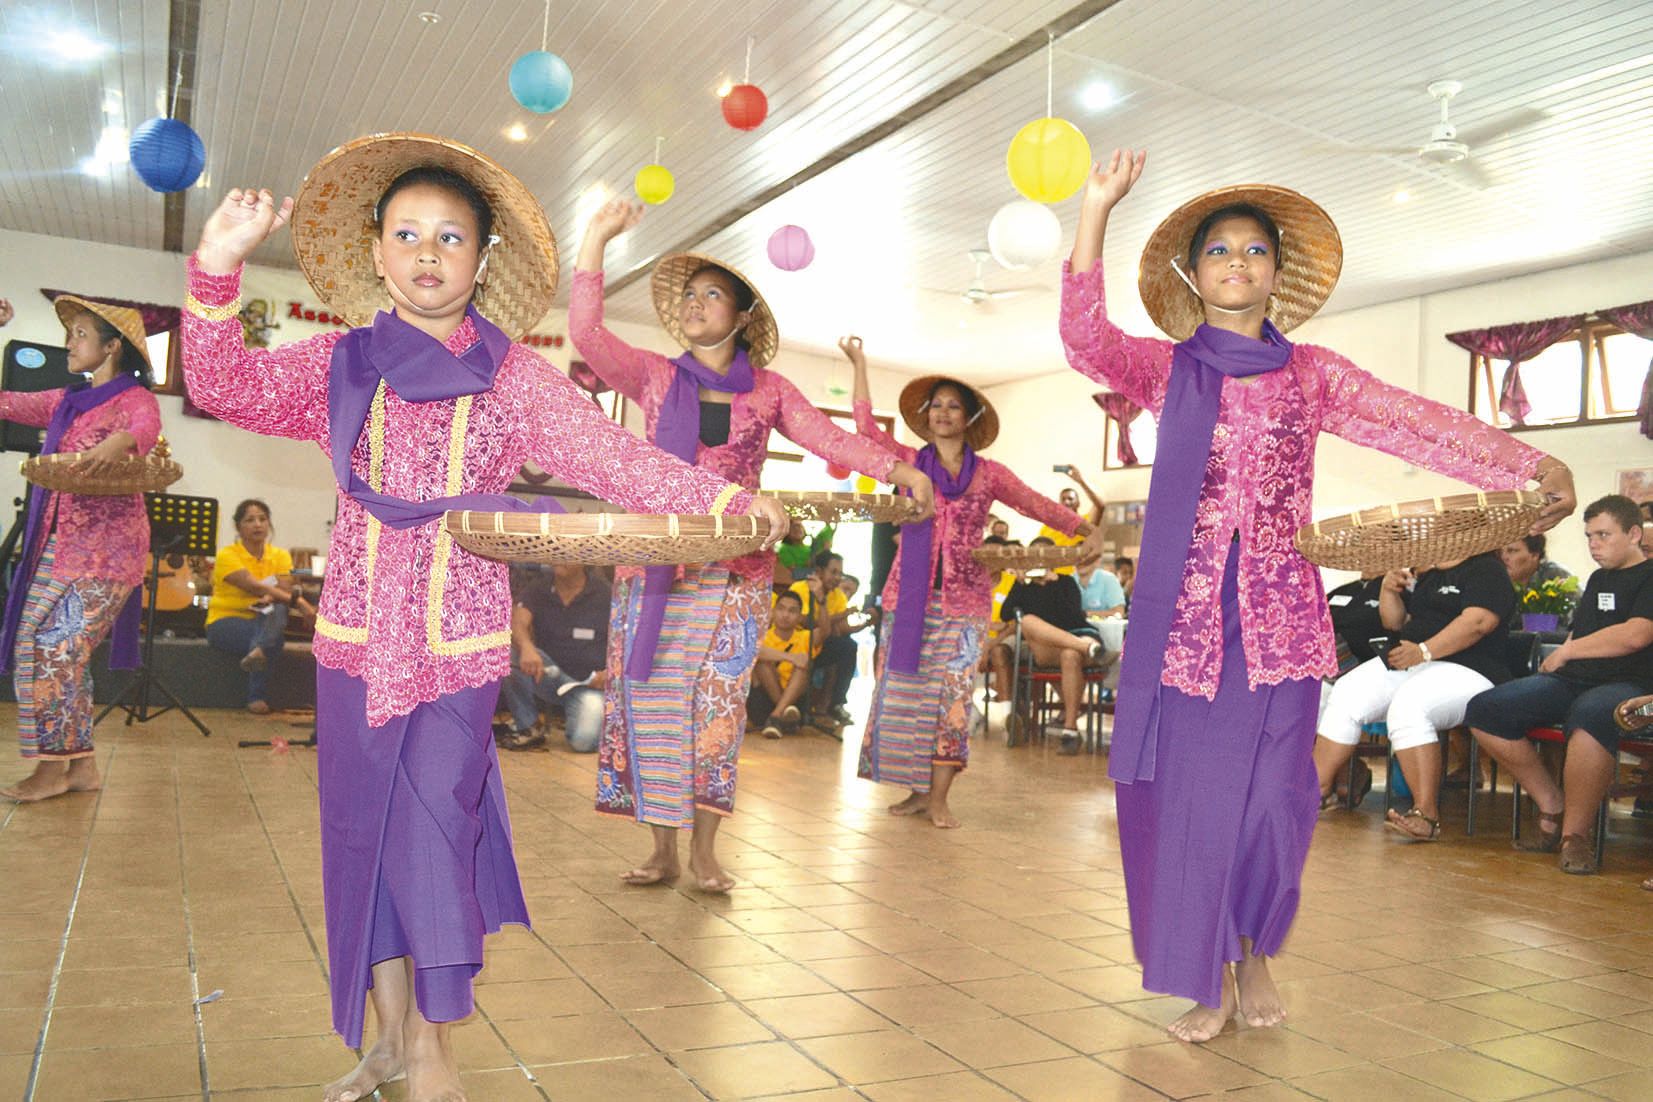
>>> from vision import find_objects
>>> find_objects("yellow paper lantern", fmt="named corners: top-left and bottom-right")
top-left (1005, 117), bottom-right (1090, 204)
top-left (854, 475), bottom-right (877, 494)
top-left (634, 163), bottom-right (675, 205)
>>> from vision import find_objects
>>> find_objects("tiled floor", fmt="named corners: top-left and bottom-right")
top-left (4, 698), bottom-right (1653, 1101)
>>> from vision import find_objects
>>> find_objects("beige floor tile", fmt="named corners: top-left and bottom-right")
top-left (1203, 1026), bottom-right (1366, 1078)
top-left (899, 946), bottom-right (1025, 983)
top-left (1366, 1000), bottom-right (1523, 1045)
top-left (986, 1055), bottom-right (1167, 1101)
top-left (1542, 1020), bottom-right (1653, 1066)
top-left (913, 1014), bottom-right (1077, 1068)
top-left (1282, 1010), bottom-right (1450, 1061)
top-left (625, 999), bottom-right (776, 1050)
top-left (473, 976), bottom-right (607, 1021)
top-left (1471, 1032), bottom-right (1637, 1085)
top-left (1444, 989), bottom-right (1592, 1032)
top-left (745, 991), bottom-right (893, 1039)
top-left (798, 1028), bottom-right (964, 1083)
top-left (674, 1039), bottom-right (839, 1097)
top-left (204, 1034), bottom-right (352, 1091)
top-left (531, 1054), bottom-right (706, 1101)
top-left (859, 1070), bottom-right (1020, 1101)
top-left (1020, 1004), bottom-right (1173, 1054)
top-left (581, 966), bottom-right (726, 1010)
top-left (1099, 1041), bottom-right (1268, 1096)
top-left (806, 954), bottom-right (935, 991)
top-left (197, 993), bottom-right (333, 1042)
top-left (43, 1002), bottom-right (199, 1051)
top-left (1382, 1047), bottom-right (1561, 1101)
top-left (854, 984), bottom-right (1000, 1028)
top-left (1289, 1062), bottom-right (1467, 1102)
top-left (1522, 977), bottom-right (1653, 1017)
top-left (0, 1007), bottom-right (39, 1055)
top-left (952, 973), bottom-right (1095, 1015)
top-left (51, 965), bottom-right (194, 1008)
top-left (498, 1009), bottom-right (653, 1065)
top-left (32, 1041), bottom-right (201, 1099)
top-left (1590, 1067), bottom-right (1653, 1101)
top-left (700, 961), bottom-right (835, 1000)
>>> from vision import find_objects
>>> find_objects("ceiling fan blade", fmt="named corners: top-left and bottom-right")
top-left (986, 287), bottom-right (1046, 301)
top-left (1444, 156), bottom-right (1497, 190)
top-left (1306, 143), bottom-right (1418, 156)
top-left (1454, 107), bottom-right (1548, 149)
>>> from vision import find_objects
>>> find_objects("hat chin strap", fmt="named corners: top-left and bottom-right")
top-left (1170, 259), bottom-right (1262, 317)
top-left (690, 326), bottom-right (742, 352)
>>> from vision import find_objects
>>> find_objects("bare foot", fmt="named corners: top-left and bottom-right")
top-left (620, 856), bottom-right (680, 886)
top-left (402, 1014), bottom-right (465, 1102)
top-left (64, 758), bottom-right (101, 793)
top-left (688, 854), bottom-right (736, 893)
top-left (322, 1036), bottom-right (404, 1102)
top-left (887, 792), bottom-right (928, 816)
top-left (1234, 952), bottom-right (1286, 1028)
top-left (928, 803), bottom-right (961, 829)
top-left (1166, 966), bottom-right (1236, 1043)
top-left (1, 764), bottom-right (73, 802)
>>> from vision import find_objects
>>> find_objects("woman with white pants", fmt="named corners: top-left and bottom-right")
top-left (1314, 551), bottom-right (1515, 840)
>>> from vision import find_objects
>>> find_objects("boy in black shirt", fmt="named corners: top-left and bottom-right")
top-left (1468, 495), bottom-right (1653, 873)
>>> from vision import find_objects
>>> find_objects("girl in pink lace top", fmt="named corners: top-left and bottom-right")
top-left (181, 141), bottom-right (779, 1099)
top-left (1, 299), bottom-right (160, 803)
top-left (843, 339), bottom-right (1089, 829)
top-left (574, 200), bottom-right (933, 895)
top-left (1061, 150), bottom-right (1575, 1045)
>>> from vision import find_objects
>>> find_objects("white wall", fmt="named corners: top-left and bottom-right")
top-left (0, 227), bottom-right (922, 555)
top-left (981, 249), bottom-right (1653, 578)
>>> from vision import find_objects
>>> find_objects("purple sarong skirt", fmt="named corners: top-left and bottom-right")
top-left (1114, 549), bottom-right (1320, 1007)
top-left (317, 666), bottom-right (530, 1046)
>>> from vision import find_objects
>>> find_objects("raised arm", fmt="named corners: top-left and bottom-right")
top-left (839, 335), bottom-right (916, 461)
top-left (989, 461), bottom-right (1088, 537)
top-left (568, 199), bottom-right (667, 404)
top-left (186, 187), bottom-right (331, 442)
top-left (0, 389), bottom-right (65, 428)
top-left (1318, 349), bottom-right (1575, 531)
top-left (1061, 149), bottom-right (1175, 412)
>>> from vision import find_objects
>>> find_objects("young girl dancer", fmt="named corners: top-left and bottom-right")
top-left (0, 296), bottom-right (159, 802)
top-left (1061, 149), bottom-right (1576, 1041)
top-left (572, 200), bottom-right (933, 893)
top-left (182, 135), bottom-right (783, 1102)
top-left (844, 337), bottom-right (1092, 828)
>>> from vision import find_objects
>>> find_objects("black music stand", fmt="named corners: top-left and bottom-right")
top-left (96, 493), bottom-right (218, 736)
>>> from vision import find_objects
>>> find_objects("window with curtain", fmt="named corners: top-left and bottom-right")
top-left (1102, 412), bottom-right (1157, 469)
top-left (1464, 318), bottom-right (1649, 430)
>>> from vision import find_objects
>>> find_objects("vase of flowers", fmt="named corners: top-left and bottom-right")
top-left (1519, 575), bottom-right (1579, 633)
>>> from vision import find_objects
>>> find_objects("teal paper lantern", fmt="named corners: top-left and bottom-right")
top-left (509, 50), bottom-right (573, 114)
top-left (128, 117), bottom-right (205, 192)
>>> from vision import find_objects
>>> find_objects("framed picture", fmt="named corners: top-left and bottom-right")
top-left (1618, 468), bottom-right (1653, 503)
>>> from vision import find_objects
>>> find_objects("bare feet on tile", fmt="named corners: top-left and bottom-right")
top-left (1234, 944), bottom-right (1287, 1028)
top-left (1, 760), bottom-right (97, 801)
top-left (1166, 965), bottom-right (1236, 1043)
top-left (927, 800), bottom-right (961, 829)
top-left (887, 791), bottom-right (928, 816)
top-left (620, 855), bottom-right (681, 886)
top-left (322, 1034), bottom-right (404, 1102)
top-left (688, 852), bottom-right (736, 893)
top-left (401, 1013), bottom-right (465, 1102)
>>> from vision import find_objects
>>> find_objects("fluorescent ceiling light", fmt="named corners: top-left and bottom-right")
top-left (1079, 80), bottom-right (1117, 112)
top-left (47, 29), bottom-right (109, 63)
top-left (79, 125), bottom-right (128, 176)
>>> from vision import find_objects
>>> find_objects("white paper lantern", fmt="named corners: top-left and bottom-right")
top-left (987, 199), bottom-right (1062, 271)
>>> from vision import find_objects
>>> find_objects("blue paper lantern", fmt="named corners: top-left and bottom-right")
top-left (128, 117), bottom-right (205, 192)
top-left (509, 50), bottom-right (573, 114)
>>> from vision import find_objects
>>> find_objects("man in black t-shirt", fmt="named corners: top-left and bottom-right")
top-left (1315, 551), bottom-right (1514, 839)
top-left (987, 538), bottom-right (1106, 755)
top-left (1468, 495), bottom-right (1653, 873)
top-left (497, 565), bottom-right (611, 752)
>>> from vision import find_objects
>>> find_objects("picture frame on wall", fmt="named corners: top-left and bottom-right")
top-left (1618, 468), bottom-right (1653, 503)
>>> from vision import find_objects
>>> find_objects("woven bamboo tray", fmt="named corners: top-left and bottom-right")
top-left (971, 543), bottom-right (1088, 572)
top-left (444, 510), bottom-right (772, 566)
top-left (771, 490), bottom-right (919, 523)
top-left (1294, 490), bottom-right (1545, 572)
top-left (21, 451), bottom-right (183, 495)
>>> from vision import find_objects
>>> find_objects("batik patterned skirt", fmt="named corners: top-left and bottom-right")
top-left (857, 595), bottom-right (982, 790)
top-left (597, 565), bottom-right (767, 826)
top-left (14, 537), bottom-right (133, 759)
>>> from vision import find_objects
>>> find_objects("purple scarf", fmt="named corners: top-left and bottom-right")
top-left (626, 348), bottom-right (755, 680)
top-left (1108, 321), bottom-right (1294, 784)
top-left (887, 442), bottom-right (978, 675)
top-left (326, 305), bottom-right (563, 533)
top-left (1, 373), bottom-right (146, 676)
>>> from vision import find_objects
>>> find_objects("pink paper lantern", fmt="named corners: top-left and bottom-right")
top-left (767, 225), bottom-right (814, 271)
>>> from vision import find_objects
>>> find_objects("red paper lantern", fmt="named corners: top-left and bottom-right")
top-left (722, 83), bottom-right (768, 130)
top-left (826, 462), bottom-right (852, 481)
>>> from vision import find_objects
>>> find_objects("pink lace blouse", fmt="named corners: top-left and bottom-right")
top-left (183, 258), bottom-right (751, 726)
top-left (852, 400), bottom-right (1082, 620)
top-left (568, 269), bottom-right (899, 579)
top-left (1059, 261), bottom-right (1546, 697)
top-left (0, 386), bottom-right (161, 586)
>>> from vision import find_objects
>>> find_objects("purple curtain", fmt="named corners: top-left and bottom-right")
top-left (1093, 391), bottom-right (1143, 465)
top-left (1598, 299), bottom-right (1653, 439)
top-left (39, 288), bottom-right (180, 335)
top-left (1445, 314), bottom-right (1583, 426)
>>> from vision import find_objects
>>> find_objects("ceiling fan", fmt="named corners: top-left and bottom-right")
top-left (1327, 80), bottom-right (1547, 189)
top-left (922, 250), bottom-right (1043, 309)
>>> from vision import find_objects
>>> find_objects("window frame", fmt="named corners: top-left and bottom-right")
top-left (1465, 318), bottom-right (1644, 432)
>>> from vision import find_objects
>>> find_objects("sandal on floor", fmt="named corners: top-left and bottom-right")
top-left (1516, 808), bottom-right (1563, 853)
top-left (1559, 833), bottom-right (1598, 875)
top-left (1384, 807), bottom-right (1441, 842)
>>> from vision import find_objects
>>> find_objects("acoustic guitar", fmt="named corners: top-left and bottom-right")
top-left (144, 553), bottom-right (198, 612)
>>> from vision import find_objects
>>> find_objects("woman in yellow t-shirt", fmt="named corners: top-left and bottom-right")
top-left (204, 499), bottom-right (309, 713)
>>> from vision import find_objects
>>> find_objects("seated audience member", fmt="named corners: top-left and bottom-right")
top-left (1038, 464), bottom-right (1104, 576)
top-left (749, 590), bottom-right (809, 738)
top-left (1080, 562), bottom-right (1126, 619)
top-left (1467, 495), bottom-right (1653, 873)
top-left (1114, 556), bottom-right (1135, 611)
top-left (840, 574), bottom-right (861, 607)
top-left (1315, 550), bottom-right (1514, 841)
top-left (1502, 533), bottom-right (1575, 629)
top-left (497, 563), bottom-right (610, 752)
top-left (205, 499), bottom-right (311, 715)
top-left (791, 552), bottom-right (854, 729)
top-left (1640, 501), bottom-right (1653, 557)
top-left (984, 535), bottom-right (1018, 625)
top-left (774, 517), bottom-right (811, 590)
top-left (987, 515), bottom-right (1010, 540)
top-left (1327, 572), bottom-right (1387, 664)
top-left (989, 539), bottom-right (1106, 755)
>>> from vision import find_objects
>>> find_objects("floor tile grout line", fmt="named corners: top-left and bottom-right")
top-left (22, 741), bottom-right (119, 1102)
top-left (172, 744), bottom-right (212, 1101)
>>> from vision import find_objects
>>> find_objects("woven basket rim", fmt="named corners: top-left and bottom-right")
top-left (442, 510), bottom-right (772, 566)
top-left (1294, 490), bottom-right (1545, 571)
top-left (971, 543), bottom-right (1087, 570)
top-left (21, 451), bottom-right (183, 495)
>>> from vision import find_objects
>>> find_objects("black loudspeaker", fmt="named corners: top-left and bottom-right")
top-left (2, 340), bottom-right (80, 455)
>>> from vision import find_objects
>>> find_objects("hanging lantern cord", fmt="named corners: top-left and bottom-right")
top-left (654, 136), bottom-right (663, 162)
top-left (542, 0), bottom-right (552, 52)
top-left (1045, 31), bottom-right (1054, 118)
top-left (744, 36), bottom-right (754, 84)
top-left (168, 54), bottom-right (184, 119)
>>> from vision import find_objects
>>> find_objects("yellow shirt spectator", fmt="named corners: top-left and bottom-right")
top-left (206, 542), bottom-right (294, 626)
top-left (788, 579), bottom-right (846, 657)
top-left (761, 624), bottom-right (807, 688)
top-left (1036, 524), bottom-right (1085, 575)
